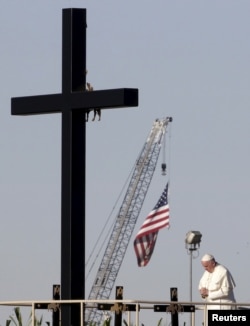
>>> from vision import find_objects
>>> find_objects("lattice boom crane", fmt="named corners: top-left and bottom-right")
top-left (86, 117), bottom-right (172, 324)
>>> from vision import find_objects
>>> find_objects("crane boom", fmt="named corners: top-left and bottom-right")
top-left (86, 117), bottom-right (172, 324)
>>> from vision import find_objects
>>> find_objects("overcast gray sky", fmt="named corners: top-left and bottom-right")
top-left (1, 1), bottom-right (250, 325)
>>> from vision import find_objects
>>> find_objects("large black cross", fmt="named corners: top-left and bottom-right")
top-left (11, 8), bottom-right (138, 326)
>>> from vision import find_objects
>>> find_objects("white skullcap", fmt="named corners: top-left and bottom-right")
top-left (201, 254), bottom-right (214, 262)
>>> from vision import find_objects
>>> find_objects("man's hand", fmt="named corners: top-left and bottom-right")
top-left (200, 287), bottom-right (208, 298)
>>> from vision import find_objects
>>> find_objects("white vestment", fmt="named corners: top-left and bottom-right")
top-left (198, 263), bottom-right (236, 310)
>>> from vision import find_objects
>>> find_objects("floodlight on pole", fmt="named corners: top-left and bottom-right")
top-left (185, 231), bottom-right (202, 249)
top-left (185, 231), bottom-right (202, 326)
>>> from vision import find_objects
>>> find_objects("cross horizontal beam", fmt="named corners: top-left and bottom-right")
top-left (154, 304), bottom-right (195, 313)
top-left (11, 88), bottom-right (138, 115)
top-left (35, 303), bottom-right (60, 311)
top-left (97, 303), bottom-right (138, 312)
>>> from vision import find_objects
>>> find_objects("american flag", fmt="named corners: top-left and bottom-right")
top-left (134, 183), bottom-right (170, 267)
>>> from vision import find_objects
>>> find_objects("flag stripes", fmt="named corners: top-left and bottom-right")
top-left (134, 183), bottom-right (170, 267)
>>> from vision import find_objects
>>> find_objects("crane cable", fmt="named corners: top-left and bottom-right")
top-left (165, 121), bottom-right (172, 209)
top-left (167, 120), bottom-right (172, 183)
top-left (85, 161), bottom-right (136, 280)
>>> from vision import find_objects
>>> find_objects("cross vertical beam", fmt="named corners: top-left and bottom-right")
top-left (170, 288), bottom-right (179, 326)
top-left (61, 9), bottom-right (86, 326)
top-left (114, 286), bottom-right (123, 326)
top-left (52, 284), bottom-right (60, 326)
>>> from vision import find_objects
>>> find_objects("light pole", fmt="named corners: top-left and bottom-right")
top-left (185, 231), bottom-right (202, 326)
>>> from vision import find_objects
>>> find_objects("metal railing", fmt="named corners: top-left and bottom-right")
top-left (0, 299), bottom-right (249, 326)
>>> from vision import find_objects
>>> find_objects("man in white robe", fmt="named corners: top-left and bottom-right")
top-left (198, 254), bottom-right (236, 310)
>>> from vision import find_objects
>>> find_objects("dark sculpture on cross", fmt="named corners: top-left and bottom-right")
top-left (11, 8), bottom-right (138, 326)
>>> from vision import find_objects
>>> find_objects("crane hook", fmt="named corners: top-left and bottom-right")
top-left (161, 163), bottom-right (167, 176)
